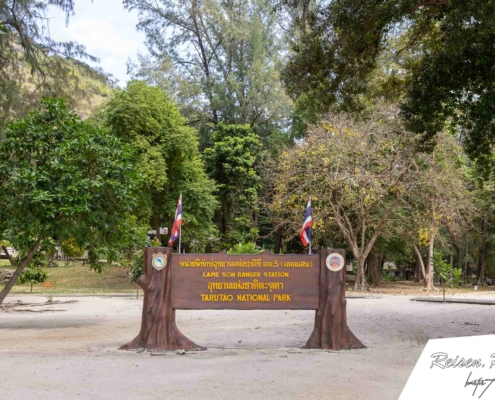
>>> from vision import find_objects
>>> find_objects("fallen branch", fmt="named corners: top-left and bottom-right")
top-left (12, 309), bottom-right (67, 313)
top-left (1, 299), bottom-right (78, 311)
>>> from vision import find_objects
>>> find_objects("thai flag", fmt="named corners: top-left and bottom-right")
top-left (300, 197), bottom-right (312, 247)
top-left (168, 194), bottom-right (183, 245)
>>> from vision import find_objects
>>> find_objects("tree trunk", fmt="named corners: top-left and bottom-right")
top-left (120, 247), bottom-right (203, 352)
top-left (304, 248), bottom-right (365, 350)
top-left (424, 234), bottom-right (436, 290)
top-left (274, 226), bottom-right (283, 254)
top-left (354, 255), bottom-right (367, 291)
top-left (477, 216), bottom-right (487, 286)
top-left (0, 239), bottom-right (42, 305)
top-left (414, 258), bottom-right (421, 282)
top-left (221, 203), bottom-right (227, 235)
top-left (424, 194), bottom-right (437, 290)
top-left (369, 253), bottom-right (380, 287)
top-left (1, 246), bottom-right (15, 266)
top-left (463, 244), bottom-right (468, 285)
top-left (457, 247), bottom-right (462, 273)
top-left (412, 244), bottom-right (426, 282)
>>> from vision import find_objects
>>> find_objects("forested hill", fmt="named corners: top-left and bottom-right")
top-left (0, 44), bottom-right (114, 130)
top-left (58, 58), bottom-right (114, 120)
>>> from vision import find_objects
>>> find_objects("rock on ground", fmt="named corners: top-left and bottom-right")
top-left (0, 268), bottom-right (13, 283)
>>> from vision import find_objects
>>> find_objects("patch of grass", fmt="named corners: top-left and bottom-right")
top-left (0, 259), bottom-right (12, 268)
top-left (1, 261), bottom-right (137, 294)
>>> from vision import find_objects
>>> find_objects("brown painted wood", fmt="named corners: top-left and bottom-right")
top-left (304, 248), bottom-right (365, 350)
top-left (122, 247), bottom-right (364, 352)
top-left (120, 247), bottom-right (203, 352)
top-left (171, 250), bottom-right (320, 310)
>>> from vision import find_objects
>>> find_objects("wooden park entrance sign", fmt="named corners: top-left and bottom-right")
top-left (120, 247), bottom-right (364, 352)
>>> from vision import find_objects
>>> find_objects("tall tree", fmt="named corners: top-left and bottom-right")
top-left (0, 98), bottom-right (140, 304)
top-left (125, 0), bottom-right (293, 140)
top-left (204, 123), bottom-right (263, 247)
top-left (398, 131), bottom-right (475, 289)
top-left (284, 0), bottom-right (495, 161)
top-left (470, 159), bottom-right (495, 285)
top-left (103, 80), bottom-right (218, 251)
top-left (270, 105), bottom-right (420, 290)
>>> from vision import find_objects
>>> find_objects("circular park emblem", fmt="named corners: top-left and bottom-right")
top-left (326, 253), bottom-right (345, 272)
top-left (152, 253), bottom-right (167, 271)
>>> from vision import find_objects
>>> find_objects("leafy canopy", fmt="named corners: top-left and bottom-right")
top-left (0, 97), bottom-right (141, 258)
top-left (103, 81), bottom-right (218, 251)
top-left (205, 123), bottom-right (263, 247)
top-left (284, 0), bottom-right (495, 160)
top-left (125, 0), bottom-right (293, 140)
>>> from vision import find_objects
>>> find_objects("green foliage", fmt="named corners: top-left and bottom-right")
top-left (0, 1), bottom-right (111, 134)
top-left (150, 238), bottom-right (161, 247)
top-left (18, 242), bottom-right (50, 287)
top-left (18, 267), bottom-right (48, 285)
top-left (42, 238), bottom-right (57, 260)
top-left (103, 81), bottom-right (218, 251)
top-left (284, 1), bottom-right (495, 162)
top-left (402, 1), bottom-right (495, 161)
top-left (452, 268), bottom-right (463, 289)
top-left (14, 238), bottom-right (57, 269)
top-left (433, 252), bottom-right (451, 283)
top-left (61, 238), bottom-right (85, 259)
top-left (433, 251), bottom-right (461, 300)
top-left (381, 265), bottom-right (396, 282)
top-left (0, 98), bottom-right (141, 274)
top-left (125, 252), bottom-right (144, 283)
top-left (270, 105), bottom-right (418, 254)
top-left (227, 242), bottom-right (262, 255)
top-left (205, 124), bottom-right (263, 247)
top-left (124, 0), bottom-right (293, 139)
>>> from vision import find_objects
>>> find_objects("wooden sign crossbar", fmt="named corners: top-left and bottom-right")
top-left (120, 247), bottom-right (364, 352)
top-left (172, 251), bottom-right (320, 310)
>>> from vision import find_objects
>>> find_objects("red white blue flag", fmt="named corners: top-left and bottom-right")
top-left (300, 197), bottom-right (312, 247)
top-left (168, 194), bottom-right (183, 245)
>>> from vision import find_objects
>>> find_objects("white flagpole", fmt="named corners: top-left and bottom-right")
top-left (309, 241), bottom-right (311, 255)
top-left (179, 224), bottom-right (182, 254)
top-left (178, 193), bottom-right (182, 254)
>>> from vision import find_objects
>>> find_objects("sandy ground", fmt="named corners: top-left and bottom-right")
top-left (1, 295), bottom-right (494, 400)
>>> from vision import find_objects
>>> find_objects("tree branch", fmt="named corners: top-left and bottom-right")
top-left (1, 246), bottom-right (15, 266)
top-left (410, 0), bottom-right (449, 12)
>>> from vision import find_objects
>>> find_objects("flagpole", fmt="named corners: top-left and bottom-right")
top-left (179, 224), bottom-right (182, 254)
top-left (309, 241), bottom-right (311, 255)
top-left (178, 193), bottom-right (182, 254)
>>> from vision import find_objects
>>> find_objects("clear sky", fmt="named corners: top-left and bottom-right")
top-left (47, 0), bottom-right (148, 86)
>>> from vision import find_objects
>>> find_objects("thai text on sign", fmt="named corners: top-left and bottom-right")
top-left (171, 250), bottom-right (320, 310)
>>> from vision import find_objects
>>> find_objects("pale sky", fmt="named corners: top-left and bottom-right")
top-left (46, 0), bottom-right (148, 86)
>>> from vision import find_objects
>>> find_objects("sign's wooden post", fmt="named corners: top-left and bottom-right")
top-left (304, 248), bottom-right (365, 350)
top-left (120, 247), bottom-right (203, 352)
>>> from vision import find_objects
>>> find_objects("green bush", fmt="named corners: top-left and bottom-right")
top-left (150, 238), bottom-right (161, 247)
top-left (19, 267), bottom-right (48, 292)
top-left (227, 242), bottom-right (262, 255)
top-left (128, 252), bottom-right (144, 283)
top-left (381, 264), bottom-right (396, 282)
top-left (452, 268), bottom-right (463, 288)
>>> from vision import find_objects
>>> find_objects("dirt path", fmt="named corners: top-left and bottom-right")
top-left (1, 295), bottom-right (494, 399)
